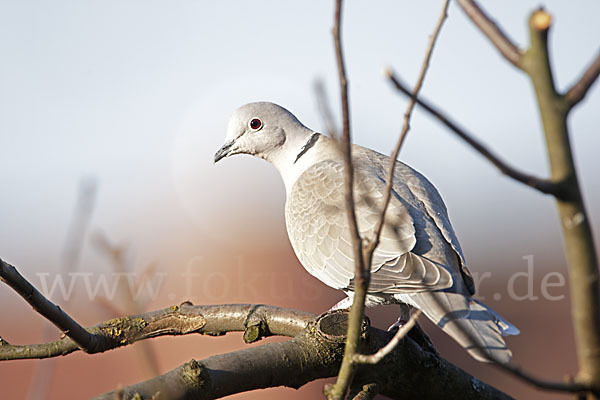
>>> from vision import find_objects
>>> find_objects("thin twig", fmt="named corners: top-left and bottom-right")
top-left (495, 361), bottom-right (597, 395)
top-left (456, 0), bottom-right (523, 68)
top-left (314, 78), bottom-right (338, 137)
top-left (326, 0), bottom-right (370, 399)
top-left (354, 311), bottom-right (421, 364)
top-left (564, 50), bottom-right (600, 110)
top-left (439, 303), bottom-right (598, 395)
top-left (386, 71), bottom-right (560, 196)
top-left (369, 0), bottom-right (450, 254)
top-left (0, 258), bottom-right (98, 352)
top-left (333, 0), bottom-right (362, 271)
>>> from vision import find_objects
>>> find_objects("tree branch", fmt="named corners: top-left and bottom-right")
top-left (420, 3), bottom-right (600, 397)
top-left (353, 310), bottom-right (421, 364)
top-left (330, 2), bottom-right (451, 397)
top-left (520, 9), bottom-right (600, 393)
top-left (0, 302), bottom-right (313, 361)
top-left (350, 383), bottom-right (378, 400)
top-left (455, 0), bottom-right (523, 68)
top-left (313, 78), bottom-right (338, 137)
top-left (96, 311), bottom-right (512, 400)
top-left (385, 71), bottom-right (561, 196)
top-left (369, 0), bottom-right (449, 254)
top-left (0, 258), bottom-right (100, 353)
top-left (327, 0), bottom-right (370, 398)
top-left (564, 50), bottom-right (600, 111)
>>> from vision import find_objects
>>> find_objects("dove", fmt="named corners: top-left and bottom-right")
top-left (214, 102), bottom-right (518, 362)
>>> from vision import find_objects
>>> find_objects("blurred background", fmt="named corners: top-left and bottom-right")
top-left (1, 1), bottom-right (599, 398)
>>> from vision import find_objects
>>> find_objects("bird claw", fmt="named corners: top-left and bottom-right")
top-left (387, 317), bottom-right (407, 332)
top-left (388, 317), bottom-right (406, 332)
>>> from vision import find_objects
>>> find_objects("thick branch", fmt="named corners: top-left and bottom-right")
top-left (96, 311), bottom-right (512, 400)
top-left (455, 0), bottom-right (523, 68)
top-left (0, 303), bottom-right (313, 360)
top-left (440, 4), bottom-right (600, 396)
top-left (564, 50), bottom-right (600, 110)
top-left (521, 9), bottom-right (600, 392)
top-left (386, 71), bottom-right (561, 196)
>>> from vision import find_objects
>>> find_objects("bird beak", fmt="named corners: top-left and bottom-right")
top-left (214, 140), bottom-right (235, 163)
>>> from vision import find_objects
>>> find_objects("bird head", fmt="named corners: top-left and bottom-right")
top-left (214, 102), bottom-right (306, 164)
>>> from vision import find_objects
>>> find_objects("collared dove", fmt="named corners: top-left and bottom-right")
top-left (214, 102), bottom-right (518, 362)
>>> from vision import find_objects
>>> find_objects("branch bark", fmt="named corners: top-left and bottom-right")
top-left (0, 303), bottom-right (313, 360)
top-left (96, 311), bottom-right (512, 400)
top-left (521, 10), bottom-right (600, 395)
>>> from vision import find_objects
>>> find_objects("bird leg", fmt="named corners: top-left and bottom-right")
top-left (387, 303), bottom-right (411, 331)
top-left (387, 317), bottom-right (408, 332)
top-left (387, 304), bottom-right (438, 355)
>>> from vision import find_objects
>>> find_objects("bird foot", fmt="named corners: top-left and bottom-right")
top-left (387, 317), bottom-right (407, 332)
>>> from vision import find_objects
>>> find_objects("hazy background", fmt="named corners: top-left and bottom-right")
top-left (1, 1), bottom-right (599, 399)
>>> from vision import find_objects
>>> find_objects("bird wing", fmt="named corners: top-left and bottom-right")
top-left (285, 157), bottom-right (453, 292)
top-left (361, 148), bottom-right (476, 295)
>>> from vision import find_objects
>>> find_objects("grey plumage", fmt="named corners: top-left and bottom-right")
top-left (215, 102), bottom-right (518, 363)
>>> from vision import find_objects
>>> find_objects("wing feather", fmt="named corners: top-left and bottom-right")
top-left (286, 157), bottom-right (454, 292)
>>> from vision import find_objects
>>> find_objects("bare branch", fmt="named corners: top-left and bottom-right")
top-left (456, 0), bottom-right (523, 68)
top-left (332, 0), bottom-right (362, 275)
top-left (386, 71), bottom-right (561, 196)
top-left (495, 361), bottom-right (597, 396)
top-left (96, 311), bottom-right (512, 400)
top-left (0, 303), bottom-right (313, 360)
top-left (0, 258), bottom-right (99, 353)
top-left (354, 311), bottom-right (421, 364)
top-left (521, 8), bottom-right (600, 391)
top-left (313, 78), bottom-right (338, 137)
top-left (329, 3), bottom-right (451, 397)
top-left (564, 50), bottom-right (600, 110)
top-left (369, 0), bottom-right (450, 254)
top-left (442, 307), bottom-right (599, 395)
top-left (327, 0), bottom-right (371, 399)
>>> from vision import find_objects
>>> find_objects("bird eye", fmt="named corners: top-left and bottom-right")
top-left (249, 118), bottom-right (262, 131)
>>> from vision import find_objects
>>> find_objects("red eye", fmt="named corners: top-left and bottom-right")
top-left (249, 118), bottom-right (262, 130)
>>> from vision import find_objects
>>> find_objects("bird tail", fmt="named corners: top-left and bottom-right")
top-left (398, 292), bottom-right (519, 363)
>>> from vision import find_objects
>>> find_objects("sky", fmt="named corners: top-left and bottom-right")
top-left (0, 0), bottom-right (598, 269)
top-left (0, 1), bottom-right (599, 399)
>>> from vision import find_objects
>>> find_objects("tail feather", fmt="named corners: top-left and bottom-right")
top-left (396, 292), bottom-right (518, 363)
